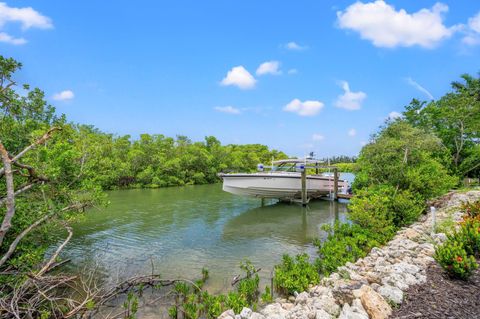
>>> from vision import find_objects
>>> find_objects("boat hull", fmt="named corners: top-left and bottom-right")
top-left (219, 173), bottom-right (348, 199)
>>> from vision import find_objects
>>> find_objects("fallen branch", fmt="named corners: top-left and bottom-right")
top-left (36, 224), bottom-right (73, 277)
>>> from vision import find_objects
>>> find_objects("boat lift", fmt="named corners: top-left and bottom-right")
top-left (295, 162), bottom-right (352, 206)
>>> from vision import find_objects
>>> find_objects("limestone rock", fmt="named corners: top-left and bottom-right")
top-left (282, 303), bottom-right (294, 311)
top-left (261, 303), bottom-right (288, 319)
top-left (219, 309), bottom-right (235, 319)
top-left (315, 309), bottom-right (332, 319)
top-left (310, 295), bottom-right (340, 317)
top-left (332, 280), bottom-right (364, 305)
top-left (240, 307), bottom-right (253, 319)
top-left (295, 292), bottom-right (310, 305)
top-left (358, 285), bottom-right (392, 319)
top-left (250, 313), bottom-right (266, 319)
top-left (338, 302), bottom-right (369, 319)
top-left (378, 284), bottom-right (403, 305)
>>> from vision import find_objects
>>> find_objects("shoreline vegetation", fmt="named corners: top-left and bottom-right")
top-left (1, 55), bottom-right (480, 319)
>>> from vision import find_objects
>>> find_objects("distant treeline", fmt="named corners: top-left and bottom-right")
top-left (71, 128), bottom-right (288, 189)
top-left (320, 155), bottom-right (357, 164)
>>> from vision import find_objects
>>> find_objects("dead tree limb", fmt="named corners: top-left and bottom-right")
top-left (0, 204), bottom-right (84, 268)
top-left (0, 141), bottom-right (15, 247)
top-left (0, 127), bottom-right (60, 177)
top-left (36, 224), bottom-right (73, 277)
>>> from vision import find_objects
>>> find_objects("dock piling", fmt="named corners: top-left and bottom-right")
top-left (333, 168), bottom-right (338, 200)
top-left (301, 169), bottom-right (307, 206)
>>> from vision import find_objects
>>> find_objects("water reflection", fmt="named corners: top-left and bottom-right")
top-left (60, 184), bottom-right (349, 292)
top-left (223, 200), bottom-right (348, 244)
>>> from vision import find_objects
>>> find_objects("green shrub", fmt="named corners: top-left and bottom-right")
top-left (349, 185), bottom-right (424, 232)
top-left (462, 200), bottom-right (480, 220)
top-left (434, 239), bottom-right (478, 279)
top-left (347, 186), bottom-right (396, 235)
top-left (273, 254), bottom-right (319, 295)
top-left (314, 222), bottom-right (384, 276)
top-left (390, 189), bottom-right (424, 227)
top-left (453, 219), bottom-right (480, 256)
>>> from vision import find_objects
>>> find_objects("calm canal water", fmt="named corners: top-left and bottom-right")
top-left (62, 182), bottom-right (350, 293)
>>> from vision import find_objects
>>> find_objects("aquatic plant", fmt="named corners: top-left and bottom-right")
top-left (273, 254), bottom-right (319, 295)
top-left (168, 260), bottom-right (261, 319)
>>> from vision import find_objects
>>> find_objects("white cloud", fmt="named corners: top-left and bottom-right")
top-left (469, 11), bottom-right (480, 33)
top-left (285, 41), bottom-right (308, 51)
top-left (0, 2), bottom-right (53, 29)
top-left (0, 32), bottom-right (25, 45)
top-left (462, 11), bottom-right (480, 46)
top-left (53, 90), bottom-right (74, 101)
top-left (312, 134), bottom-right (325, 141)
top-left (0, 2), bottom-right (52, 45)
top-left (337, 1), bottom-right (458, 48)
top-left (287, 68), bottom-right (298, 75)
top-left (283, 99), bottom-right (324, 116)
top-left (214, 106), bottom-right (241, 115)
top-left (387, 111), bottom-right (402, 120)
top-left (256, 61), bottom-right (281, 76)
top-left (462, 34), bottom-right (480, 46)
top-left (406, 77), bottom-right (434, 100)
top-left (335, 81), bottom-right (366, 111)
top-left (348, 128), bottom-right (357, 137)
top-left (360, 141), bottom-right (367, 146)
top-left (220, 66), bottom-right (256, 90)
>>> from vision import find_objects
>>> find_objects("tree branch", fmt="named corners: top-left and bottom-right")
top-left (0, 183), bottom-right (34, 206)
top-left (0, 141), bottom-right (15, 248)
top-left (0, 127), bottom-right (60, 177)
top-left (0, 204), bottom-right (84, 268)
top-left (0, 211), bottom-right (55, 268)
top-left (36, 224), bottom-right (73, 277)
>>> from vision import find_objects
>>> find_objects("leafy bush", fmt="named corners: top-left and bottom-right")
top-left (353, 121), bottom-right (457, 200)
top-left (273, 254), bottom-right (319, 295)
top-left (455, 219), bottom-right (480, 256)
top-left (314, 222), bottom-right (384, 276)
top-left (462, 200), bottom-right (480, 220)
top-left (349, 185), bottom-right (424, 232)
top-left (348, 186), bottom-right (396, 235)
top-left (435, 239), bottom-right (478, 279)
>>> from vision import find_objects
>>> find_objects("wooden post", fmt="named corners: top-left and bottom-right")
top-left (301, 169), bottom-right (307, 206)
top-left (333, 168), bottom-right (338, 201)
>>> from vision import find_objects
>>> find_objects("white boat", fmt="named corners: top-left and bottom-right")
top-left (218, 159), bottom-right (349, 200)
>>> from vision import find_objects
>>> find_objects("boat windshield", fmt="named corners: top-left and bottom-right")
top-left (272, 162), bottom-right (297, 172)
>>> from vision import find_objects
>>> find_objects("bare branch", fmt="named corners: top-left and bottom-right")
top-left (0, 211), bottom-right (56, 268)
top-left (0, 127), bottom-right (61, 177)
top-left (36, 225), bottom-right (73, 277)
top-left (0, 141), bottom-right (15, 247)
top-left (0, 183), bottom-right (34, 206)
top-left (0, 204), bottom-right (85, 268)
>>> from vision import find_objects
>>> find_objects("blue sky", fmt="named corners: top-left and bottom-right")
top-left (1, 0), bottom-right (479, 157)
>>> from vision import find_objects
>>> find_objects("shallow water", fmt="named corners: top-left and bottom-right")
top-left (61, 181), bottom-right (350, 295)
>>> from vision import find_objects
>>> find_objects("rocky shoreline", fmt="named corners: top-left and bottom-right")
top-left (219, 190), bottom-right (480, 319)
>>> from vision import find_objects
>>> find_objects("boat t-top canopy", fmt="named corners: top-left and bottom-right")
top-left (272, 158), bottom-right (323, 165)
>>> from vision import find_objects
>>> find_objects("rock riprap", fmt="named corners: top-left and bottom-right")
top-left (218, 191), bottom-right (480, 319)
